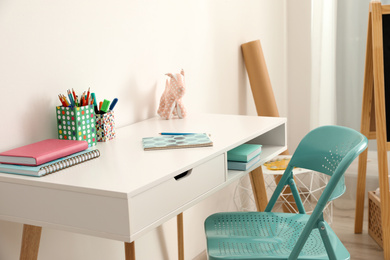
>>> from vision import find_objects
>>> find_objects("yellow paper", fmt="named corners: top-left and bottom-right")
top-left (264, 158), bottom-right (290, 171)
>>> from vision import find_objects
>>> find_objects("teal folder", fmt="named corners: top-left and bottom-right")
top-left (227, 144), bottom-right (262, 162)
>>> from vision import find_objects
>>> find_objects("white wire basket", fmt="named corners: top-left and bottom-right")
top-left (233, 155), bottom-right (333, 225)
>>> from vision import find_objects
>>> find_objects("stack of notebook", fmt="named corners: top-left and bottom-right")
top-left (0, 139), bottom-right (100, 177)
top-left (227, 144), bottom-right (262, 171)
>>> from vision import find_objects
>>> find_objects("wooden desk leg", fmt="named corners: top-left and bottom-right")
top-left (249, 167), bottom-right (268, 211)
top-left (124, 242), bottom-right (136, 260)
top-left (177, 213), bottom-right (184, 260)
top-left (20, 224), bottom-right (42, 260)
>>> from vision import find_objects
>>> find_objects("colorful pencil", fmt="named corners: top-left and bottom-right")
top-left (58, 95), bottom-right (66, 106)
top-left (86, 87), bottom-right (90, 104)
top-left (72, 88), bottom-right (78, 106)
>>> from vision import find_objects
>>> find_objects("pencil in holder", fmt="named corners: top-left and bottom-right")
top-left (96, 111), bottom-right (116, 142)
top-left (56, 105), bottom-right (97, 147)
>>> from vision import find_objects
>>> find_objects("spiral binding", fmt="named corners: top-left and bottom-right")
top-left (40, 149), bottom-right (100, 176)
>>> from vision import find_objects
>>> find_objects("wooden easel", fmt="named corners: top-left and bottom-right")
top-left (354, 2), bottom-right (390, 259)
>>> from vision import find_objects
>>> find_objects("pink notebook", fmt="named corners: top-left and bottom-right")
top-left (0, 139), bottom-right (88, 166)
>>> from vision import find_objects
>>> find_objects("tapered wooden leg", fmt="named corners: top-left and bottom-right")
top-left (249, 167), bottom-right (268, 211)
top-left (177, 213), bottom-right (184, 260)
top-left (355, 8), bottom-right (374, 234)
top-left (20, 224), bottom-right (42, 260)
top-left (354, 149), bottom-right (369, 233)
top-left (124, 242), bottom-right (135, 260)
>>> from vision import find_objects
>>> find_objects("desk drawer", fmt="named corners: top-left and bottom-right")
top-left (129, 154), bottom-right (225, 234)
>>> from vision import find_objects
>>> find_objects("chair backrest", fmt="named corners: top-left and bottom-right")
top-left (288, 125), bottom-right (368, 201)
top-left (265, 125), bottom-right (368, 214)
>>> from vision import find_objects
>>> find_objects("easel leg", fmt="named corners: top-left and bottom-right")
top-left (124, 242), bottom-right (136, 260)
top-left (378, 149), bottom-right (390, 260)
top-left (250, 167), bottom-right (268, 211)
top-left (370, 3), bottom-right (390, 259)
top-left (354, 7), bottom-right (374, 234)
top-left (354, 149), bottom-right (368, 233)
top-left (20, 224), bottom-right (42, 260)
top-left (177, 213), bottom-right (184, 260)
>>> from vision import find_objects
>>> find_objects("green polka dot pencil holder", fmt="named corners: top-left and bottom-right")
top-left (56, 105), bottom-right (97, 147)
top-left (96, 111), bottom-right (116, 142)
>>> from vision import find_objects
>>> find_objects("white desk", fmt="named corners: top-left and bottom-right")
top-left (0, 114), bottom-right (286, 259)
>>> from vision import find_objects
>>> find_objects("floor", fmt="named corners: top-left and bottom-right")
top-left (330, 207), bottom-right (383, 259)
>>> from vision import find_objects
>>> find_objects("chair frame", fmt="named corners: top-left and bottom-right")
top-left (205, 125), bottom-right (368, 260)
top-left (263, 126), bottom-right (368, 260)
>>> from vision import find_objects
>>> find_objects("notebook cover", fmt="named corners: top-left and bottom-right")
top-left (0, 139), bottom-right (88, 166)
top-left (227, 144), bottom-right (262, 162)
top-left (142, 133), bottom-right (213, 150)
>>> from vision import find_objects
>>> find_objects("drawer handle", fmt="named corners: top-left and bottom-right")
top-left (174, 170), bottom-right (192, 181)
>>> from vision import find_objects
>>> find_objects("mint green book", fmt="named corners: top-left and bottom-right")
top-left (228, 154), bottom-right (261, 171)
top-left (227, 144), bottom-right (262, 162)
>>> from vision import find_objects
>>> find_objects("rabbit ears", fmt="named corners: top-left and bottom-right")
top-left (165, 69), bottom-right (185, 80)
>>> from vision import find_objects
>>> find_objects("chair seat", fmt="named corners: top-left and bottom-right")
top-left (205, 212), bottom-right (350, 260)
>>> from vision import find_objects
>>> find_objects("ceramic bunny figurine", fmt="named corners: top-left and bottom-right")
top-left (157, 69), bottom-right (187, 120)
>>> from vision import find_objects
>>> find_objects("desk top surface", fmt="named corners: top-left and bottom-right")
top-left (0, 114), bottom-right (286, 198)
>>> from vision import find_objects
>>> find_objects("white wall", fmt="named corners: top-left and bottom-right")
top-left (0, 0), bottom-right (287, 259)
top-left (286, 0), bottom-right (312, 152)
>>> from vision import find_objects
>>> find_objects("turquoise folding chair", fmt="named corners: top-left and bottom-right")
top-left (205, 125), bottom-right (368, 260)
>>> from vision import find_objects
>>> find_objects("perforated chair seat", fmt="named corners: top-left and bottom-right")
top-left (205, 212), bottom-right (349, 260)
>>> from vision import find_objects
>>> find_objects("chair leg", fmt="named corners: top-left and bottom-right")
top-left (288, 178), bottom-right (305, 214)
top-left (20, 224), bottom-right (42, 260)
top-left (318, 222), bottom-right (337, 260)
